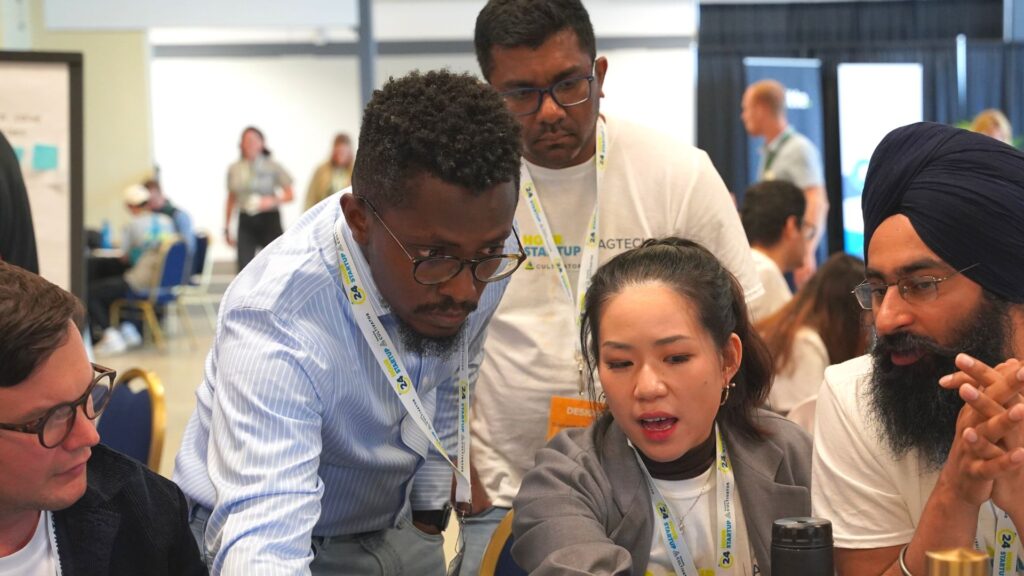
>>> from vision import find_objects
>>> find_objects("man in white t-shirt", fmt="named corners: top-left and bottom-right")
top-left (740, 180), bottom-right (810, 322)
top-left (812, 122), bottom-right (1024, 575)
top-left (459, 1), bottom-right (763, 572)
top-left (742, 79), bottom-right (827, 285)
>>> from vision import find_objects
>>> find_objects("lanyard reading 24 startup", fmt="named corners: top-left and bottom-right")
top-left (520, 117), bottom-right (608, 394)
top-left (976, 505), bottom-right (1020, 576)
top-left (635, 426), bottom-right (739, 576)
top-left (333, 222), bottom-right (472, 504)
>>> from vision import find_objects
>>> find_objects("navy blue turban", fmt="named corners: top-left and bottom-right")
top-left (862, 122), bottom-right (1024, 303)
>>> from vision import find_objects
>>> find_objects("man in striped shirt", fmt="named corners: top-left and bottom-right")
top-left (174, 70), bottom-right (524, 575)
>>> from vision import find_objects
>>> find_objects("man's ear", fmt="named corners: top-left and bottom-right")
top-left (784, 214), bottom-right (802, 241)
top-left (341, 193), bottom-right (370, 245)
top-left (595, 56), bottom-right (608, 98)
top-left (1009, 305), bottom-right (1024, 358)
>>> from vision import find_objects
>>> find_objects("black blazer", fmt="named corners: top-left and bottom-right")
top-left (52, 444), bottom-right (207, 576)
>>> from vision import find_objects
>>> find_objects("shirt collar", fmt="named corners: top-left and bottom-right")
top-left (761, 125), bottom-right (794, 154)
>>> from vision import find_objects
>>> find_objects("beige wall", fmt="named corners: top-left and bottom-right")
top-left (28, 0), bottom-right (152, 229)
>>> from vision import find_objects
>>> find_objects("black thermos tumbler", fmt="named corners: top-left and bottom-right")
top-left (771, 517), bottom-right (835, 576)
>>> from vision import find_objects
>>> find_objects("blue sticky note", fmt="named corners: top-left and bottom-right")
top-left (13, 146), bottom-right (24, 163)
top-left (32, 144), bottom-right (58, 171)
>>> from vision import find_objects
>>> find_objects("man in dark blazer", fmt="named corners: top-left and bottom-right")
top-left (0, 260), bottom-right (205, 575)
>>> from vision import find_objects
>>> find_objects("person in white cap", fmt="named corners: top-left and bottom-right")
top-left (87, 184), bottom-right (176, 354)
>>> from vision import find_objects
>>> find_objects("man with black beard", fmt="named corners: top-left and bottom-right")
top-left (812, 122), bottom-right (1024, 576)
top-left (173, 71), bottom-right (525, 575)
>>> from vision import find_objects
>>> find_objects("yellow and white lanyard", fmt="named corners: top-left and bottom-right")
top-left (634, 425), bottom-right (739, 576)
top-left (519, 118), bottom-right (608, 394)
top-left (333, 221), bottom-right (471, 504)
top-left (977, 505), bottom-right (1020, 575)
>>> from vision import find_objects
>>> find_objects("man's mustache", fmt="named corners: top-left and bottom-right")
top-left (873, 331), bottom-right (958, 359)
top-left (413, 298), bottom-right (477, 315)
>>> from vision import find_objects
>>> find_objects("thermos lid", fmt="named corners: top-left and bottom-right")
top-left (926, 548), bottom-right (989, 576)
top-left (772, 517), bottom-right (833, 549)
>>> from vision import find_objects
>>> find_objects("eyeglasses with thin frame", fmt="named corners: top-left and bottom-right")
top-left (499, 64), bottom-right (596, 117)
top-left (0, 363), bottom-right (116, 449)
top-left (851, 263), bottom-right (979, 311)
top-left (358, 195), bottom-right (527, 286)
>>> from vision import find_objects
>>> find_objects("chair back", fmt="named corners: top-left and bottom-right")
top-left (161, 239), bottom-right (189, 288)
top-left (191, 231), bottom-right (210, 281)
top-left (96, 368), bottom-right (166, 472)
top-left (143, 238), bottom-right (188, 304)
top-left (480, 510), bottom-right (527, 576)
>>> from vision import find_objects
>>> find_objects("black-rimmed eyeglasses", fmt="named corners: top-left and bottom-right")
top-left (0, 363), bottom-right (116, 449)
top-left (359, 196), bottom-right (526, 286)
top-left (499, 67), bottom-right (596, 117)
top-left (851, 263), bottom-right (979, 311)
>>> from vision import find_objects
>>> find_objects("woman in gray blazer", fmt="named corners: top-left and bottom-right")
top-left (512, 238), bottom-right (813, 576)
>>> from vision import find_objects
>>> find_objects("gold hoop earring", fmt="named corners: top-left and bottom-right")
top-left (720, 381), bottom-right (737, 406)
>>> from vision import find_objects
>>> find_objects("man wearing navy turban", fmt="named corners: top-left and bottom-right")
top-left (811, 122), bottom-right (1024, 575)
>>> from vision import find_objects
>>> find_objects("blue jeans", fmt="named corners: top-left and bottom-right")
top-left (456, 506), bottom-right (510, 576)
top-left (188, 502), bottom-right (446, 575)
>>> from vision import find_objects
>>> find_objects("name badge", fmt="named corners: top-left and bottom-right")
top-left (547, 396), bottom-right (604, 440)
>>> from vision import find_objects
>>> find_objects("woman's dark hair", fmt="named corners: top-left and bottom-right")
top-left (0, 261), bottom-right (84, 387)
top-left (240, 125), bottom-right (271, 158)
top-left (758, 253), bottom-right (869, 373)
top-left (474, 0), bottom-right (597, 81)
top-left (580, 237), bottom-right (773, 440)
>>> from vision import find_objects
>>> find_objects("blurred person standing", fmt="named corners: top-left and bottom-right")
top-left (225, 126), bottom-right (294, 272)
top-left (305, 133), bottom-right (354, 211)
top-left (970, 108), bottom-right (1013, 145)
top-left (742, 79), bottom-right (828, 286)
top-left (757, 253), bottom-right (867, 416)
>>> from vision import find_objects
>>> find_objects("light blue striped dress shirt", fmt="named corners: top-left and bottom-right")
top-left (174, 192), bottom-right (509, 574)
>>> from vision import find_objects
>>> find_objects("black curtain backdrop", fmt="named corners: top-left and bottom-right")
top-left (966, 40), bottom-right (1024, 139)
top-left (697, 0), bottom-right (1003, 253)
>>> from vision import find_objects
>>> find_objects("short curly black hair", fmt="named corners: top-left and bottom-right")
top-left (352, 70), bottom-right (522, 209)
top-left (475, 0), bottom-right (596, 81)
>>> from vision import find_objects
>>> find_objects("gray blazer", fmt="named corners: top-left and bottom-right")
top-left (512, 410), bottom-right (812, 575)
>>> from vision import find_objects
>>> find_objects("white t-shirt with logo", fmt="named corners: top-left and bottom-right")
top-left (0, 511), bottom-right (58, 576)
top-left (813, 355), bottom-right (1024, 573)
top-left (473, 115), bottom-right (765, 508)
top-left (646, 468), bottom-right (758, 575)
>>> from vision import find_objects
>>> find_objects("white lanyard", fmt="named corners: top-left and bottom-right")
top-left (519, 118), bottom-right (608, 394)
top-left (988, 506), bottom-right (1020, 576)
top-left (333, 222), bottom-right (472, 504)
top-left (635, 425), bottom-right (739, 576)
